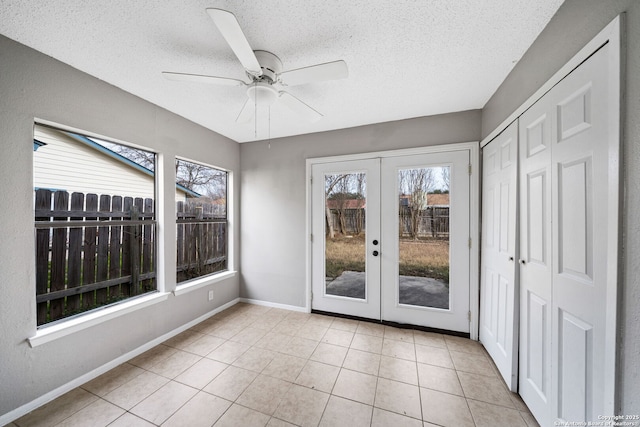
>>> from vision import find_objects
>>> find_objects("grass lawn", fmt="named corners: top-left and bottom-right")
top-left (325, 234), bottom-right (450, 283)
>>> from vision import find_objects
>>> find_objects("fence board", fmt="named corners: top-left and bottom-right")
top-left (185, 220), bottom-right (194, 277)
top-left (131, 199), bottom-right (143, 295)
top-left (49, 191), bottom-right (69, 320)
top-left (142, 198), bottom-right (153, 292)
top-left (96, 195), bottom-right (111, 304)
top-left (67, 192), bottom-right (84, 312)
top-left (121, 197), bottom-right (133, 297)
top-left (177, 201), bottom-right (184, 269)
top-left (36, 272), bottom-right (157, 302)
top-left (109, 196), bottom-right (123, 299)
top-left (82, 194), bottom-right (98, 309)
top-left (35, 189), bottom-right (52, 325)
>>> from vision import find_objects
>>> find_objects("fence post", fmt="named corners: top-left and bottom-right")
top-left (196, 206), bottom-right (204, 276)
top-left (142, 198), bottom-right (153, 292)
top-left (429, 206), bottom-right (435, 238)
top-left (130, 205), bottom-right (140, 295)
top-left (176, 201), bottom-right (184, 281)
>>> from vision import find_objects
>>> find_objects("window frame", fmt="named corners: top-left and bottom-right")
top-left (32, 122), bottom-right (160, 328)
top-left (174, 156), bottom-right (231, 288)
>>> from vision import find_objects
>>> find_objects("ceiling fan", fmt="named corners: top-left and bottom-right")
top-left (163, 8), bottom-right (349, 124)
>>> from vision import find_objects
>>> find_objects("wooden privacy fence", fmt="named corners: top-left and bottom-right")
top-left (399, 206), bottom-right (450, 238)
top-left (176, 201), bottom-right (227, 283)
top-left (327, 206), bottom-right (449, 238)
top-left (329, 208), bottom-right (365, 236)
top-left (35, 189), bottom-right (156, 326)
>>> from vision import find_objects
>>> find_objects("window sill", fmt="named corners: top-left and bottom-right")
top-left (28, 292), bottom-right (170, 348)
top-left (174, 270), bottom-right (237, 296)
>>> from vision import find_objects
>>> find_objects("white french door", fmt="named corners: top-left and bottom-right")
top-left (311, 149), bottom-right (471, 333)
top-left (310, 159), bottom-right (381, 319)
top-left (380, 151), bottom-right (470, 332)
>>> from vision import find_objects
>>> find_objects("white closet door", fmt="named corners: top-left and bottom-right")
top-left (519, 42), bottom-right (618, 425)
top-left (519, 97), bottom-right (553, 427)
top-left (548, 42), bottom-right (615, 423)
top-left (479, 120), bottom-right (518, 391)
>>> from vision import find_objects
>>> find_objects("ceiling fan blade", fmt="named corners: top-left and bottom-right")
top-left (206, 8), bottom-right (262, 77)
top-left (278, 92), bottom-right (323, 123)
top-left (162, 71), bottom-right (246, 86)
top-left (280, 60), bottom-right (348, 86)
top-left (236, 98), bottom-right (255, 123)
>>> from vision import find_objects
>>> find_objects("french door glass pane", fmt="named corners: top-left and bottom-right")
top-left (324, 172), bottom-right (366, 299)
top-left (397, 166), bottom-right (450, 309)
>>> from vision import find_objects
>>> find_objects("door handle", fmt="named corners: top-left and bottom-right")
top-left (509, 256), bottom-right (514, 261)
top-left (519, 259), bottom-right (526, 265)
top-left (372, 250), bottom-right (379, 256)
top-left (372, 239), bottom-right (379, 245)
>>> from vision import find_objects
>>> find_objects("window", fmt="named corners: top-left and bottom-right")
top-left (33, 124), bottom-right (157, 326)
top-left (175, 158), bottom-right (228, 283)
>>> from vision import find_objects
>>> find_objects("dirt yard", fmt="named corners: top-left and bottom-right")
top-left (325, 234), bottom-right (449, 282)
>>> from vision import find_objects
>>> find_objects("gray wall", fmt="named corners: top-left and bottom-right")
top-left (0, 35), bottom-right (240, 417)
top-left (482, 0), bottom-right (639, 414)
top-left (239, 110), bottom-right (481, 307)
top-left (3, 0), bottom-right (638, 418)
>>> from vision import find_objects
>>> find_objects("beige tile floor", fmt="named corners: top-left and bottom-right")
top-left (10, 303), bottom-right (540, 427)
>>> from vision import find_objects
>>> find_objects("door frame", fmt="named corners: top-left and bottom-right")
top-left (305, 141), bottom-right (481, 339)
top-left (480, 15), bottom-right (622, 418)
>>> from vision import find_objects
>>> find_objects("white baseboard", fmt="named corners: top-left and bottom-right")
top-left (239, 297), bottom-right (309, 313)
top-left (0, 298), bottom-right (240, 426)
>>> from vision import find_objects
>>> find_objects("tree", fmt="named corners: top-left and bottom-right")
top-left (99, 141), bottom-right (155, 170)
top-left (441, 167), bottom-right (450, 192)
top-left (98, 141), bottom-right (226, 200)
top-left (325, 174), bottom-right (347, 239)
top-left (399, 168), bottom-right (435, 240)
top-left (324, 173), bottom-right (366, 238)
top-left (175, 159), bottom-right (226, 198)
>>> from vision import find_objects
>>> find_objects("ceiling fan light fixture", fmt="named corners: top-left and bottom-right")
top-left (247, 81), bottom-right (278, 106)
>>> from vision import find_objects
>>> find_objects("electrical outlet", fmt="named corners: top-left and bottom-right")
top-left (208, 290), bottom-right (214, 301)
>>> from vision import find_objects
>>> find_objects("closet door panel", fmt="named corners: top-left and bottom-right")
top-left (550, 43), bottom-right (611, 423)
top-left (480, 121), bottom-right (518, 390)
top-left (518, 105), bottom-right (553, 427)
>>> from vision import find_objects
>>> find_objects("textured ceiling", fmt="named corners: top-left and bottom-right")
top-left (0, 0), bottom-right (564, 143)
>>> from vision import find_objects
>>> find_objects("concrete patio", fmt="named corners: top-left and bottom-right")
top-left (325, 271), bottom-right (450, 309)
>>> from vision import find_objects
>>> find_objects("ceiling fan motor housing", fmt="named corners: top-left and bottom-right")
top-left (247, 81), bottom-right (278, 106)
top-left (253, 50), bottom-right (282, 83)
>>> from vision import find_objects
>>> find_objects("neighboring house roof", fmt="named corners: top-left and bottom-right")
top-left (326, 199), bottom-right (366, 210)
top-left (427, 193), bottom-right (449, 206)
top-left (400, 193), bottom-right (449, 207)
top-left (33, 139), bottom-right (47, 151)
top-left (51, 131), bottom-right (200, 198)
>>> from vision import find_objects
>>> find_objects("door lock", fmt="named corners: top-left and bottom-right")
top-left (372, 250), bottom-right (379, 256)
